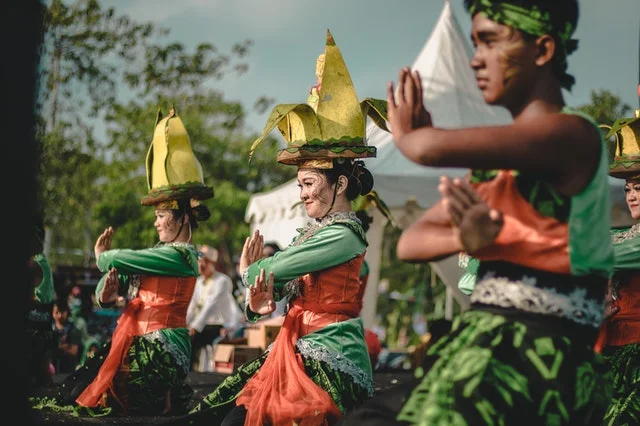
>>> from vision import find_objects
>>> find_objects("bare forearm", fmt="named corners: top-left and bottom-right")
top-left (397, 223), bottom-right (462, 262)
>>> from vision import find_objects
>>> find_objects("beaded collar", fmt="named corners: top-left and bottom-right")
top-left (291, 211), bottom-right (362, 247)
top-left (611, 223), bottom-right (640, 244)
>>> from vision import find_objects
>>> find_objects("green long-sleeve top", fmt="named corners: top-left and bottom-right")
top-left (242, 220), bottom-right (367, 321)
top-left (95, 243), bottom-right (198, 307)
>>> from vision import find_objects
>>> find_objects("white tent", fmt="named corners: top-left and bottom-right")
top-left (245, 0), bottom-right (627, 328)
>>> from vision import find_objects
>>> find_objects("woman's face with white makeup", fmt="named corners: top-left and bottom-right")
top-left (297, 168), bottom-right (336, 219)
top-left (624, 179), bottom-right (640, 221)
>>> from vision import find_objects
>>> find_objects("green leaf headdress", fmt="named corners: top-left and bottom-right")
top-left (249, 29), bottom-right (389, 169)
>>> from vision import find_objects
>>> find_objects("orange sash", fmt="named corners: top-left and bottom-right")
top-left (76, 298), bottom-right (142, 408)
top-left (236, 300), bottom-right (359, 426)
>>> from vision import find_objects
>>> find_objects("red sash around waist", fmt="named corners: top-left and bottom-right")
top-left (236, 299), bottom-right (359, 425)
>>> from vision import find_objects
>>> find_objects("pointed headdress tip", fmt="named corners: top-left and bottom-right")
top-left (326, 29), bottom-right (335, 46)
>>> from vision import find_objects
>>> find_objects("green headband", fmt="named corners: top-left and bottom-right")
top-left (468, 0), bottom-right (578, 90)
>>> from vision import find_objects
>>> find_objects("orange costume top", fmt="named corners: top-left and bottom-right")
top-left (238, 211), bottom-right (374, 425)
top-left (467, 147), bottom-right (613, 331)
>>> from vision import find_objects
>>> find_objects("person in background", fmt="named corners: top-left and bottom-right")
top-left (593, 103), bottom-right (640, 425)
top-left (172, 29), bottom-right (390, 426)
top-left (51, 298), bottom-right (83, 374)
top-left (187, 244), bottom-right (244, 371)
top-left (262, 241), bottom-right (281, 258)
top-left (26, 219), bottom-right (56, 388)
top-left (31, 107), bottom-right (214, 417)
top-left (342, 0), bottom-right (614, 424)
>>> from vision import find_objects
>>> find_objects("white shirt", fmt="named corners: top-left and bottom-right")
top-left (186, 271), bottom-right (244, 333)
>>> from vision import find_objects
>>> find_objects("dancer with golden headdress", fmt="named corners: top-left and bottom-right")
top-left (173, 30), bottom-right (389, 426)
top-left (32, 107), bottom-right (214, 417)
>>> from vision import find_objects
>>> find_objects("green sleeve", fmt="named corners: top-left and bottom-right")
top-left (95, 245), bottom-right (197, 309)
top-left (613, 236), bottom-right (640, 271)
top-left (245, 224), bottom-right (367, 290)
top-left (33, 252), bottom-right (55, 304)
top-left (97, 245), bottom-right (198, 276)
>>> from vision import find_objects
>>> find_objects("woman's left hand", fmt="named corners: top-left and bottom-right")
top-left (94, 226), bottom-right (114, 262)
top-left (239, 230), bottom-right (264, 276)
top-left (248, 268), bottom-right (275, 316)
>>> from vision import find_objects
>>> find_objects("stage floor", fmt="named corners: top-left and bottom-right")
top-left (27, 370), bottom-right (415, 425)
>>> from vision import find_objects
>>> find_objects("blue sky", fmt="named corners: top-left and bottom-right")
top-left (102, 0), bottom-right (639, 134)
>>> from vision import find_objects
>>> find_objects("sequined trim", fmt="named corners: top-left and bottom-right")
top-left (470, 274), bottom-right (604, 328)
top-left (143, 330), bottom-right (191, 374)
top-left (296, 339), bottom-right (374, 397)
top-left (241, 269), bottom-right (251, 289)
top-left (611, 223), bottom-right (640, 244)
top-left (458, 252), bottom-right (471, 269)
top-left (155, 241), bottom-right (195, 249)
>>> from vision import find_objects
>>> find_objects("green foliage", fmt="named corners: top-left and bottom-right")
top-left (576, 89), bottom-right (632, 125)
top-left (376, 222), bottom-right (455, 349)
top-left (36, 0), bottom-right (295, 272)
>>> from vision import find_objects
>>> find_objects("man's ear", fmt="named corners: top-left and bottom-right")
top-left (534, 34), bottom-right (556, 67)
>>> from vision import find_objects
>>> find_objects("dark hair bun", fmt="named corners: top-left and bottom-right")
top-left (192, 204), bottom-right (211, 222)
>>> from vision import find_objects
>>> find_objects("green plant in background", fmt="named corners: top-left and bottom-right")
top-left (376, 221), bottom-right (459, 350)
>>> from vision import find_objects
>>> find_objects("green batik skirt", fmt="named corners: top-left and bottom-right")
top-left (601, 342), bottom-right (640, 426)
top-left (172, 348), bottom-right (371, 425)
top-left (33, 333), bottom-right (193, 417)
top-left (397, 309), bottom-right (611, 426)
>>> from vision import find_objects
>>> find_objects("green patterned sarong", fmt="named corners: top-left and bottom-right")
top-left (184, 347), bottom-right (371, 424)
top-left (601, 342), bottom-right (640, 426)
top-left (398, 310), bottom-right (611, 426)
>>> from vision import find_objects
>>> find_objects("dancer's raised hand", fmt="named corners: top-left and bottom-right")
top-left (248, 268), bottom-right (275, 316)
top-left (99, 267), bottom-right (120, 304)
top-left (239, 229), bottom-right (264, 276)
top-left (94, 226), bottom-right (114, 261)
top-left (439, 176), bottom-right (503, 253)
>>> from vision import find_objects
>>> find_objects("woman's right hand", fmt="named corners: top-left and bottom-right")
top-left (248, 268), bottom-right (275, 316)
top-left (94, 226), bottom-right (114, 262)
top-left (239, 229), bottom-right (264, 276)
top-left (99, 267), bottom-right (119, 304)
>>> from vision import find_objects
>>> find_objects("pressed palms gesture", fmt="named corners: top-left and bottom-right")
top-left (248, 268), bottom-right (276, 315)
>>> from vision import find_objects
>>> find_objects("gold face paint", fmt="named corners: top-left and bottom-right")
top-left (495, 27), bottom-right (529, 85)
